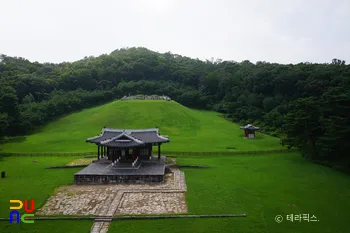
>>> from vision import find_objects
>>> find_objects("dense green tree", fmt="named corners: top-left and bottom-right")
top-left (0, 48), bottom-right (349, 168)
top-left (283, 97), bottom-right (323, 159)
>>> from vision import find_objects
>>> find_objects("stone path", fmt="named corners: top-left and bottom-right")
top-left (90, 221), bottom-right (110, 233)
top-left (37, 168), bottom-right (187, 233)
top-left (36, 186), bottom-right (118, 215)
top-left (117, 192), bottom-right (187, 215)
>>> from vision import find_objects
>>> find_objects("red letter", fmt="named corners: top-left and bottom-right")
top-left (24, 200), bottom-right (35, 213)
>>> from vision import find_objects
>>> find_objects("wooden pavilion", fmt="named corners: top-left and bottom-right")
top-left (86, 127), bottom-right (169, 162)
top-left (240, 124), bottom-right (259, 138)
top-left (74, 128), bottom-right (170, 184)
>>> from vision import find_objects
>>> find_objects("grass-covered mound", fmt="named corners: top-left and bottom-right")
top-left (1, 100), bottom-right (281, 153)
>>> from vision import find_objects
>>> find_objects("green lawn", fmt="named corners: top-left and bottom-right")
top-left (1, 153), bottom-right (349, 232)
top-left (109, 153), bottom-right (350, 233)
top-left (0, 100), bottom-right (281, 153)
top-left (0, 155), bottom-right (92, 233)
top-left (0, 156), bottom-right (80, 217)
top-left (1, 100), bottom-right (348, 233)
top-left (0, 221), bottom-right (92, 233)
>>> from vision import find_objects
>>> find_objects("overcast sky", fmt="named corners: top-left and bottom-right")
top-left (0, 0), bottom-right (349, 64)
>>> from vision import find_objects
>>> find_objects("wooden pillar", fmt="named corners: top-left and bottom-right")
top-left (97, 145), bottom-right (100, 160)
top-left (148, 144), bottom-right (152, 158)
top-left (158, 143), bottom-right (161, 160)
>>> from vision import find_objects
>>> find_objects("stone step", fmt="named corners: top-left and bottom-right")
top-left (95, 218), bottom-right (112, 222)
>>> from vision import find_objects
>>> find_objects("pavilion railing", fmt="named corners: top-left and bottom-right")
top-left (0, 148), bottom-right (297, 157)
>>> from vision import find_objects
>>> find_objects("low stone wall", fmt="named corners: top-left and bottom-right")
top-left (74, 174), bottom-right (164, 185)
top-left (121, 95), bottom-right (171, 101)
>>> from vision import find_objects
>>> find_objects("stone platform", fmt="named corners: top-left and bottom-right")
top-left (36, 169), bottom-right (187, 216)
top-left (74, 156), bottom-right (166, 184)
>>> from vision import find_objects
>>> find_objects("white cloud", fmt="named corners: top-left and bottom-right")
top-left (0, 0), bottom-right (349, 63)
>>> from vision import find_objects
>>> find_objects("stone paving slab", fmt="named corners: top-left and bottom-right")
top-left (38, 169), bottom-right (187, 233)
top-left (105, 191), bottom-right (124, 217)
top-left (90, 222), bottom-right (110, 233)
top-left (116, 192), bottom-right (187, 215)
top-left (99, 222), bottom-right (110, 233)
top-left (36, 186), bottom-right (117, 215)
top-left (37, 170), bottom-right (185, 216)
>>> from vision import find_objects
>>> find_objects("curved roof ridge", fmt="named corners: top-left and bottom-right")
top-left (100, 132), bottom-right (144, 145)
top-left (103, 128), bottom-right (158, 133)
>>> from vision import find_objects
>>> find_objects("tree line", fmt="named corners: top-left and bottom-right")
top-left (0, 47), bottom-right (349, 167)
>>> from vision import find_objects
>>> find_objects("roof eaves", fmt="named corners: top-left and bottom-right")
top-left (100, 132), bottom-right (144, 145)
top-left (86, 134), bottom-right (103, 142)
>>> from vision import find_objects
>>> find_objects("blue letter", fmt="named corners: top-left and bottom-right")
top-left (9, 210), bottom-right (20, 224)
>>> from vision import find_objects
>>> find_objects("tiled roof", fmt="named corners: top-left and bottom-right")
top-left (102, 139), bottom-right (144, 148)
top-left (240, 124), bottom-right (259, 130)
top-left (86, 128), bottom-right (170, 147)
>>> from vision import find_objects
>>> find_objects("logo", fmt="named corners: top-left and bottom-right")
top-left (9, 200), bottom-right (35, 224)
top-left (275, 215), bottom-right (283, 223)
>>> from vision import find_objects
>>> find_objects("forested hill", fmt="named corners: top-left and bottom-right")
top-left (0, 47), bottom-right (349, 165)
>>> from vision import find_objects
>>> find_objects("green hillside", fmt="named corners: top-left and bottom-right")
top-left (0, 100), bottom-right (281, 153)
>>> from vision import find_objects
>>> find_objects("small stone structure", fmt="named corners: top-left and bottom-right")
top-left (240, 124), bottom-right (259, 138)
top-left (121, 95), bottom-right (171, 101)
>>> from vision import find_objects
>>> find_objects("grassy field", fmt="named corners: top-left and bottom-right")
top-left (1, 100), bottom-right (348, 233)
top-left (1, 154), bottom-right (349, 233)
top-left (0, 220), bottom-right (92, 233)
top-left (0, 156), bottom-right (81, 217)
top-left (0, 100), bottom-right (281, 153)
top-left (0, 156), bottom-right (92, 233)
top-left (109, 153), bottom-right (350, 233)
